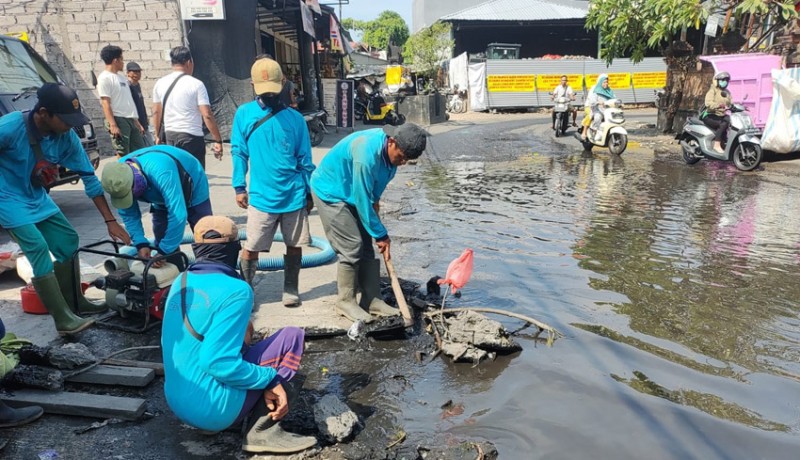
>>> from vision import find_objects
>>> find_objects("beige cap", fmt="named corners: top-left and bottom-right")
top-left (251, 58), bottom-right (283, 95)
top-left (193, 216), bottom-right (238, 244)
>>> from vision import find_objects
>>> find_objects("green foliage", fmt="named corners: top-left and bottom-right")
top-left (344, 11), bottom-right (409, 50)
top-left (402, 22), bottom-right (454, 78)
top-left (586, 0), bottom-right (798, 64)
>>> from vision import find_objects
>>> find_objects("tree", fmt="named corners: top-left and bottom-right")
top-left (402, 22), bottom-right (454, 80)
top-left (586, 0), bottom-right (798, 64)
top-left (343, 11), bottom-right (409, 51)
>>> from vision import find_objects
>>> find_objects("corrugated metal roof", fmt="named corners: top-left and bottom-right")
top-left (442, 0), bottom-right (588, 22)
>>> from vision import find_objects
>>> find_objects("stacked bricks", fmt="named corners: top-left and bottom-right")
top-left (0, 0), bottom-right (184, 155)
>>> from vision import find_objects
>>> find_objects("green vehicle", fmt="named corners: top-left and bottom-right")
top-left (0, 34), bottom-right (100, 188)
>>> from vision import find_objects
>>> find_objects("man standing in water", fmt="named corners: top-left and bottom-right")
top-left (310, 123), bottom-right (427, 321)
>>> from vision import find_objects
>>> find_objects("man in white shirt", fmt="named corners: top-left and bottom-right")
top-left (152, 46), bottom-right (223, 170)
top-left (98, 45), bottom-right (146, 157)
top-left (550, 75), bottom-right (577, 130)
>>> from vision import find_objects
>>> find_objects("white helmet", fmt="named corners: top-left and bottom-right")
top-left (714, 71), bottom-right (730, 81)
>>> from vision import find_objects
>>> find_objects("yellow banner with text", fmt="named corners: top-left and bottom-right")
top-left (631, 72), bottom-right (667, 89)
top-left (536, 74), bottom-right (583, 91)
top-left (487, 74), bottom-right (536, 93)
top-left (585, 73), bottom-right (632, 89)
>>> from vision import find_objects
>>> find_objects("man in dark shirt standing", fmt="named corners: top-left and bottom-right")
top-left (126, 61), bottom-right (153, 146)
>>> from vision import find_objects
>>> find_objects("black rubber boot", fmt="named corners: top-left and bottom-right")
top-left (53, 256), bottom-right (107, 314)
top-left (240, 258), bottom-right (258, 287)
top-left (282, 254), bottom-right (301, 307)
top-left (335, 263), bottom-right (372, 322)
top-left (0, 400), bottom-right (44, 428)
top-left (241, 385), bottom-right (317, 453)
top-left (32, 273), bottom-right (94, 335)
top-left (358, 258), bottom-right (397, 317)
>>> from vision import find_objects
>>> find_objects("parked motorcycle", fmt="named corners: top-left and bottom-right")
top-left (553, 96), bottom-right (571, 137)
top-left (677, 103), bottom-right (762, 171)
top-left (354, 91), bottom-right (405, 126)
top-left (579, 98), bottom-right (628, 155)
top-left (303, 109), bottom-right (328, 147)
top-left (446, 84), bottom-right (468, 114)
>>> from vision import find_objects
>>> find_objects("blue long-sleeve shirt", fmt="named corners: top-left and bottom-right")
top-left (116, 146), bottom-right (209, 253)
top-left (310, 129), bottom-right (396, 240)
top-left (161, 269), bottom-right (276, 431)
top-left (0, 111), bottom-right (102, 228)
top-left (231, 101), bottom-right (314, 213)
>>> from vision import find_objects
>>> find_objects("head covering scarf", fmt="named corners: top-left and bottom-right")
top-left (593, 74), bottom-right (615, 100)
top-left (191, 230), bottom-right (241, 271)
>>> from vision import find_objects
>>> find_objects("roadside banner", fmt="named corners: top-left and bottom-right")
top-left (632, 72), bottom-right (667, 89)
top-left (330, 15), bottom-right (343, 53)
top-left (300, 1), bottom-right (315, 38)
top-left (335, 79), bottom-right (354, 129)
top-left (306, 0), bottom-right (321, 14)
top-left (487, 74), bottom-right (535, 92)
top-left (585, 72), bottom-right (631, 89)
top-left (536, 74), bottom-right (582, 92)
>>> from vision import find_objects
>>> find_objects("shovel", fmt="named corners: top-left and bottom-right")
top-left (382, 252), bottom-right (414, 327)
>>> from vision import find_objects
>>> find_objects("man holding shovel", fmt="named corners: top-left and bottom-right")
top-left (310, 124), bottom-right (427, 322)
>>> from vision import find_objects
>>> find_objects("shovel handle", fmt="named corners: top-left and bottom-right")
top-left (382, 254), bottom-right (414, 327)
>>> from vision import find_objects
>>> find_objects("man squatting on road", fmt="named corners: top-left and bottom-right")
top-left (160, 216), bottom-right (316, 454)
top-left (0, 83), bottom-right (130, 335)
top-left (310, 123), bottom-right (428, 322)
top-left (231, 57), bottom-right (315, 306)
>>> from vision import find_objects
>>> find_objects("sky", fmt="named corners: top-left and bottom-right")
top-left (332, 0), bottom-right (413, 29)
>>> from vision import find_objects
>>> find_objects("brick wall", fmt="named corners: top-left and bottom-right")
top-left (0, 0), bottom-right (185, 155)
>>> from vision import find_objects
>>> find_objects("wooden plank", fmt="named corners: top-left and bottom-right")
top-left (102, 358), bottom-right (164, 376)
top-left (0, 390), bottom-right (146, 420)
top-left (65, 365), bottom-right (155, 387)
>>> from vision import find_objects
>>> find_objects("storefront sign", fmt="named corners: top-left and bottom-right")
top-left (632, 72), bottom-right (667, 89)
top-left (585, 73), bottom-right (631, 89)
top-left (336, 80), bottom-right (354, 129)
top-left (487, 74), bottom-right (535, 92)
top-left (179, 0), bottom-right (225, 20)
top-left (536, 74), bottom-right (583, 92)
top-left (330, 15), bottom-right (343, 53)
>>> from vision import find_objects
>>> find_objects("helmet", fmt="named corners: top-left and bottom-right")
top-left (714, 71), bottom-right (730, 81)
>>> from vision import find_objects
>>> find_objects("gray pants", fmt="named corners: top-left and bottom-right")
top-left (312, 193), bottom-right (374, 266)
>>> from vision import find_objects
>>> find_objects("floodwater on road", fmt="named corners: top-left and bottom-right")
top-left (379, 119), bottom-right (800, 459)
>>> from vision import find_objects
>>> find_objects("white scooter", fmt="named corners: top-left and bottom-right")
top-left (579, 99), bottom-right (628, 155)
top-left (553, 96), bottom-right (571, 137)
top-left (677, 103), bottom-right (762, 171)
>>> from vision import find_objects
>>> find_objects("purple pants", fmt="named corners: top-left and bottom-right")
top-left (233, 326), bottom-right (305, 424)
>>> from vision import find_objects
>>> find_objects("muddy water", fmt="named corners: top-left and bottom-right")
top-left (379, 120), bottom-right (800, 458)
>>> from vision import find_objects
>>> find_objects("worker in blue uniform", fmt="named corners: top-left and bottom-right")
top-left (161, 216), bottom-right (316, 454)
top-left (310, 123), bottom-right (428, 321)
top-left (0, 83), bottom-right (131, 335)
top-left (100, 145), bottom-right (211, 265)
top-left (231, 56), bottom-right (315, 305)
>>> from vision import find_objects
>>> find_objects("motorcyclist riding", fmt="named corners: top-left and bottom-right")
top-left (581, 74), bottom-right (615, 141)
top-left (701, 71), bottom-right (733, 154)
top-left (551, 75), bottom-right (577, 129)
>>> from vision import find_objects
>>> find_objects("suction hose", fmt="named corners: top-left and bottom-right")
top-left (119, 230), bottom-right (336, 271)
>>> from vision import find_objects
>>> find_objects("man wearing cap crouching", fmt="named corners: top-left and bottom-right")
top-left (100, 145), bottom-right (211, 267)
top-left (161, 216), bottom-right (316, 454)
top-left (310, 123), bottom-right (428, 322)
top-left (0, 83), bottom-right (131, 335)
top-left (231, 56), bottom-right (314, 306)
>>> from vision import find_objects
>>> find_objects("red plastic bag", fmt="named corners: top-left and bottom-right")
top-left (437, 249), bottom-right (473, 293)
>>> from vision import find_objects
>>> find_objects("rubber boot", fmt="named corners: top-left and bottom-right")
top-left (31, 273), bottom-right (94, 335)
top-left (358, 258), bottom-right (397, 317)
top-left (53, 257), bottom-right (107, 314)
top-left (0, 400), bottom-right (44, 428)
top-left (241, 386), bottom-right (317, 454)
top-left (335, 263), bottom-right (372, 322)
top-left (282, 254), bottom-right (301, 307)
top-left (240, 257), bottom-right (258, 287)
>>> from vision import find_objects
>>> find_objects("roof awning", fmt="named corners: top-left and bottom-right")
top-left (442, 0), bottom-right (588, 23)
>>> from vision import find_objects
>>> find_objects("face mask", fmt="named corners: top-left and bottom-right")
top-left (718, 80), bottom-right (728, 89)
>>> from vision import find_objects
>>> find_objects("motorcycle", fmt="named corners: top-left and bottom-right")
top-left (579, 98), bottom-right (628, 155)
top-left (354, 90), bottom-right (405, 126)
top-left (446, 84), bottom-right (468, 114)
top-left (553, 96), bottom-right (571, 137)
top-left (303, 109), bottom-right (328, 147)
top-left (677, 103), bottom-right (762, 171)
